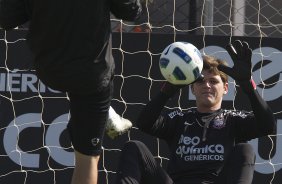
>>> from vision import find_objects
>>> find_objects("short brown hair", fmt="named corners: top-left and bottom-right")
top-left (202, 55), bottom-right (228, 83)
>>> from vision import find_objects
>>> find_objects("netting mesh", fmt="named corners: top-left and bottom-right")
top-left (0, 0), bottom-right (281, 184)
top-left (112, 0), bottom-right (282, 37)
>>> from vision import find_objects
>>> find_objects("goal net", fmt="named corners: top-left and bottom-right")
top-left (0, 0), bottom-right (281, 184)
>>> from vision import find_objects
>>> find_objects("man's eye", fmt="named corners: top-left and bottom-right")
top-left (197, 80), bottom-right (205, 84)
top-left (210, 80), bottom-right (218, 84)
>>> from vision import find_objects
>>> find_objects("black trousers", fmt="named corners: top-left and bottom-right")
top-left (116, 140), bottom-right (255, 184)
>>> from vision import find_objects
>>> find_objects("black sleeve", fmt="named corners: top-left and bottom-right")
top-left (110, 0), bottom-right (142, 21)
top-left (234, 88), bottom-right (276, 141)
top-left (136, 92), bottom-right (170, 133)
top-left (0, 0), bottom-right (30, 30)
top-left (245, 89), bottom-right (276, 136)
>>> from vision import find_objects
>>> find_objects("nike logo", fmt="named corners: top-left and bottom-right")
top-left (91, 138), bottom-right (100, 146)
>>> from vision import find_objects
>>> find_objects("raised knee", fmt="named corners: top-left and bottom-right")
top-left (122, 140), bottom-right (146, 153)
top-left (124, 140), bottom-right (144, 148)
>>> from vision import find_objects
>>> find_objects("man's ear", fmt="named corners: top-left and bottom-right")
top-left (223, 82), bottom-right (228, 94)
top-left (191, 84), bottom-right (195, 94)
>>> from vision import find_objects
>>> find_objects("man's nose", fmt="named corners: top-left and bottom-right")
top-left (203, 80), bottom-right (212, 87)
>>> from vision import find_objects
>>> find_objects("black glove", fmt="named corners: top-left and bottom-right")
top-left (218, 40), bottom-right (256, 93)
top-left (160, 74), bottom-right (204, 97)
top-left (161, 81), bottom-right (184, 97)
top-left (160, 82), bottom-right (185, 98)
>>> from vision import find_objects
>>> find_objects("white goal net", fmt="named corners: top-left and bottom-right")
top-left (0, 0), bottom-right (281, 183)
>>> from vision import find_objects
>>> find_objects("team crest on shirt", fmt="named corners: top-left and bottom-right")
top-left (212, 115), bottom-right (225, 129)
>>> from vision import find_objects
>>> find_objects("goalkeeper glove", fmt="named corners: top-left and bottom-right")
top-left (160, 74), bottom-right (204, 97)
top-left (218, 40), bottom-right (256, 93)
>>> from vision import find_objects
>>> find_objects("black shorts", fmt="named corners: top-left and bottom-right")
top-left (34, 40), bottom-right (115, 95)
top-left (67, 80), bottom-right (113, 156)
top-left (35, 57), bottom-right (115, 95)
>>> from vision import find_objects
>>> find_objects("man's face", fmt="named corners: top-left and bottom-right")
top-left (191, 70), bottom-right (228, 111)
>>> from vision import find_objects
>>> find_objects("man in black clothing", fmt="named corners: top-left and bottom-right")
top-left (0, 0), bottom-right (142, 183)
top-left (116, 40), bottom-right (276, 184)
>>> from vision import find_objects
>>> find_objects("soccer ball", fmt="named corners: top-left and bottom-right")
top-left (159, 42), bottom-right (203, 85)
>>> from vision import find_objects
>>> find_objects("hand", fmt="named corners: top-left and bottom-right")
top-left (160, 81), bottom-right (186, 97)
top-left (218, 40), bottom-right (252, 82)
top-left (218, 40), bottom-right (256, 93)
top-left (160, 74), bottom-right (204, 97)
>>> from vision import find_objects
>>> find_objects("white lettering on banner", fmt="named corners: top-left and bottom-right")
top-left (4, 113), bottom-right (41, 168)
top-left (189, 46), bottom-right (282, 102)
top-left (2, 113), bottom-right (282, 173)
top-left (0, 73), bottom-right (60, 93)
top-left (252, 47), bottom-right (282, 101)
top-left (45, 114), bottom-right (74, 166)
top-left (3, 113), bottom-right (74, 168)
top-left (249, 119), bottom-right (282, 174)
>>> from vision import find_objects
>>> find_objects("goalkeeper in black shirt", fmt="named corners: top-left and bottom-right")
top-left (0, 0), bottom-right (142, 184)
top-left (116, 40), bottom-right (276, 184)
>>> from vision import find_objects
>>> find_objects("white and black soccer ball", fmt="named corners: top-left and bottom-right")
top-left (159, 42), bottom-right (203, 85)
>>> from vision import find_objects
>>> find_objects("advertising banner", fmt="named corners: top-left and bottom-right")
top-left (0, 30), bottom-right (281, 184)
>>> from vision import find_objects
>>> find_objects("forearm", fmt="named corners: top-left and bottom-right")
top-left (241, 81), bottom-right (276, 135)
top-left (136, 92), bottom-right (170, 132)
